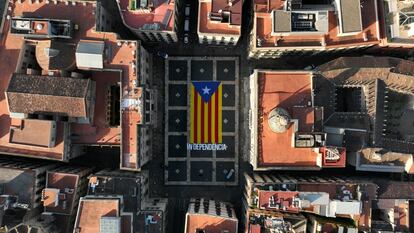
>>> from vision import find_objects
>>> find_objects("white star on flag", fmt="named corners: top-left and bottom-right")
top-left (202, 86), bottom-right (211, 95)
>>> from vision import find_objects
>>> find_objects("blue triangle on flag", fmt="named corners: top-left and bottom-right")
top-left (192, 81), bottom-right (221, 102)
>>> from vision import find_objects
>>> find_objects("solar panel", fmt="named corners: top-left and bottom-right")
top-left (100, 216), bottom-right (121, 233)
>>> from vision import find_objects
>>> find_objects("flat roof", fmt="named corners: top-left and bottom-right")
top-left (0, 166), bottom-right (35, 205)
top-left (74, 198), bottom-right (121, 233)
top-left (256, 71), bottom-right (320, 168)
top-left (0, 0), bottom-right (142, 163)
top-left (198, 1), bottom-right (242, 36)
top-left (253, 0), bottom-right (379, 48)
top-left (44, 171), bottom-right (79, 215)
top-left (338, 0), bottom-right (362, 33)
top-left (118, 0), bottom-right (175, 31)
top-left (9, 119), bottom-right (54, 148)
top-left (258, 190), bottom-right (300, 212)
top-left (87, 173), bottom-right (141, 213)
top-left (185, 214), bottom-right (237, 233)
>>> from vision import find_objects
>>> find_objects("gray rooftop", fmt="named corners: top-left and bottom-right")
top-left (76, 40), bottom-right (104, 69)
top-left (273, 10), bottom-right (292, 33)
top-left (100, 216), bottom-right (121, 233)
top-left (338, 0), bottom-right (362, 33)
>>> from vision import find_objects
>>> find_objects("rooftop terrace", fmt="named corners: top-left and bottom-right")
top-left (198, 0), bottom-right (242, 36)
top-left (117, 0), bottom-right (175, 31)
top-left (74, 198), bottom-right (130, 233)
top-left (43, 171), bottom-right (79, 215)
top-left (383, 0), bottom-right (414, 45)
top-left (253, 0), bottom-right (380, 49)
top-left (251, 70), bottom-right (321, 169)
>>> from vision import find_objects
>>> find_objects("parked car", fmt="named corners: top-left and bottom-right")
top-left (184, 19), bottom-right (190, 32)
top-left (183, 34), bottom-right (189, 44)
top-left (185, 4), bottom-right (190, 17)
top-left (157, 51), bottom-right (168, 59)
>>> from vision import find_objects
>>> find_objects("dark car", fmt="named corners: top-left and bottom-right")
top-left (157, 51), bottom-right (168, 59)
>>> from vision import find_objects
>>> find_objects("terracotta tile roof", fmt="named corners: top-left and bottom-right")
top-left (35, 40), bottom-right (76, 71)
top-left (6, 73), bottom-right (91, 118)
top-left (377, 181), bottom-right (414, 199)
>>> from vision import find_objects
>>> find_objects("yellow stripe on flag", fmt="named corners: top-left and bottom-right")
top-left (197, 93), bottom-right (202, 143)
top-left (190, 85), bottom-right (194, 143)
top-left (218, 84), bottom-right (222, 143)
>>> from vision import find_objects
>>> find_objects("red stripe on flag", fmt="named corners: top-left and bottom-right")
top-left (215, 90), bottom-right (219, 143)
top-left (201, 98), bottom-right (204, 143)
top-left (193, 89), bottom-right (198, 143)
top-left (208, 98), bottom-right (212, 143)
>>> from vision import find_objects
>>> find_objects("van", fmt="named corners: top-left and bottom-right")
top-left (184, 19), bottom-right (190, 32)
top-left (185, 4), bottom-right (190, 17)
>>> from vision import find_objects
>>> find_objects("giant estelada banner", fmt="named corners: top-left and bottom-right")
top-left (187, 81), bottom-right (227, 151)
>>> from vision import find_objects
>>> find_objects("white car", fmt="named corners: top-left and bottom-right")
top-left (184, 34), bottom-right (189, 44)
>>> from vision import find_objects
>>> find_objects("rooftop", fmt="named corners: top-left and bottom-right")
top-left (382, 0), bottom-right (414, 45)
top-left (74, 198), bottom-right (130, 233)
top-left (185, 215), bottom-right (238, 233)
top-left (185, 199), bottom-right (238, 233)
top-left (35, 40), bottom-right (76, 71)
top-left (253, 0), bottom-right (380, 49)
top-left (82, 171), bottom-right (166, 232)
top-left (43, 171), bottom-right (79, 215)
top-left (9, 119), bottom-right (56, 148)
top-left (258, 191), bottom-right (300, 212)
top-left (0, 166), bottom-right (35, 206)
top-left (314, 57), bottom-right (414, 173)
top-left (248, 213), bottom-right (307, 233)
top-left (198, 0), bottom-right (242, 36)
top-left (248, 174), bottom-right (378, 230)
top-left (117, 0), bottom-right (175, 32)
top-left (6, 73), bottom-right (91, 118)
top-left (0, 0), bottom-right (143, 164)
top-left (87, 172), bottom-right (141, 213)
top-left (0, 159), bottom-right (46, 228)
top-left (253, 70), bottom-right (322, 169)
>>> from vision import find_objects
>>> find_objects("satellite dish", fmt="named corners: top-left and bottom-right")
top-left (268, 107), bottom-right (291, 133)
